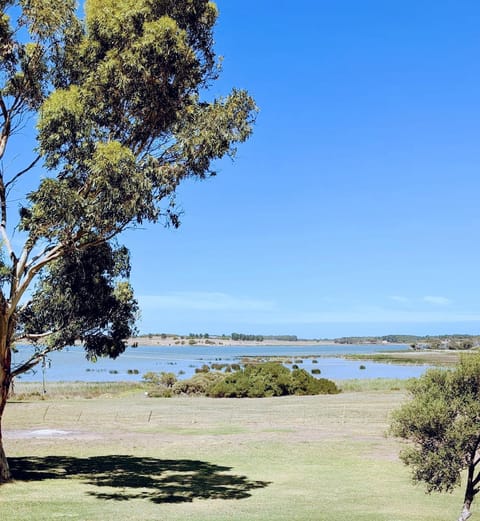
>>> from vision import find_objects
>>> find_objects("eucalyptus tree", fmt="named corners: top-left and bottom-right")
top-left (0, 0), bottom-right (256, 481)
top-left (391, 355), bottom-right (480, 521)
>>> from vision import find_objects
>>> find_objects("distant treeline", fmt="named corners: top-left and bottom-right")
top-left (262, 335), bottom-right (298, 342)
top-left (335, 334), bottom-right (480, 350)
top-left (231, 333), bottom-right (264, 341)
top-left (136, 332), bottom-right (299, 342)
top-left (230, 333), bottom-right (299, 342)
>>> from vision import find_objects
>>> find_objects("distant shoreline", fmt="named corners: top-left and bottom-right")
top-left (128, 335), bottom-right (403, 348)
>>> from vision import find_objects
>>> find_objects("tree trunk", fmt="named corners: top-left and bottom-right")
top-left (0, 340), bottom-right (12, 482)
top-left (0, 426), bottom-right (10, 482)
top-left (457, 503), bottom-right (472, 521)
top-left (458, 499), bottom-right (473, 521)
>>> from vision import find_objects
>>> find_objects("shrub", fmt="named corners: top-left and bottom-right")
top-left (207, 362), bottom-right (339, 398)
top-left (143, 371), bottom-right (160, 384)
top-left (211, 363), bottom-right (227, 371)
top-left (290, 369), bottom-right (339, 395)
top-left (159, 372), bottom-right (177, 387)
top-left (195, 364), bottom-right (210, 373)
top-left (147, 387), bottom-right (173, 398)
top-left (172, 372), bottom-right (224, 395)
top-left (311, 368), bottom-right (321, 374)
top-left (208, 362), bottom-right (292, 398)
top-left (143, 371), bottom-right (177, 387)
top-left (359, 365), bottom-right (366, 370)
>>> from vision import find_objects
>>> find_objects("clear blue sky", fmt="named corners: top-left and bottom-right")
top-left (122, 1), bottom-right (480, 338)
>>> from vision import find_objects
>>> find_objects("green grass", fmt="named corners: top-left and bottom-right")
top-left (337, 377), bottom-right (411, 392)
top-left (0, 383), bottom-right (471, 520)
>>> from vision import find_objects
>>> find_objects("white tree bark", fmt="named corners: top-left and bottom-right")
top-left (458, 504), bottom-right (472, 521)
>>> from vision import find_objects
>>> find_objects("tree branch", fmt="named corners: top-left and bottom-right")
top-left (5, 154), bottom-right (41, 191)
top-left (11, 343), bottom-right (59, 378)
top-left (9, 244), bottom-right (64, 316)
top-left (0, 96), bottom-right (11, 159)
top-left (14, 331), bottom-right (52, 342)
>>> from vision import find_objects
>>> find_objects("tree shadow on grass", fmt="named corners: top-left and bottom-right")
top-left (9, 455), bottom-right (270, 503)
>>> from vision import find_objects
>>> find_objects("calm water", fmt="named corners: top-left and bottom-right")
top-left (12, 343), bottom-right (429, 383)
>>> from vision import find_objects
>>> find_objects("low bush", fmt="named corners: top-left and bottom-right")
top-left (172, 372), bottom-right (224, 396)
top-left (195, 364), bottom-right (210, 373)
top-left (208, 363), bottom-right (340, 398)
top-left (311, 368), bottom-right (321, 374)
top-left (142, 371), bottom-right (177, 387)
top-left (147, 387), bottom-right (173, 398)
top-left (211, 363), bottom-right (227, 371)
top-left (290, 369), bottom-right (339, 395)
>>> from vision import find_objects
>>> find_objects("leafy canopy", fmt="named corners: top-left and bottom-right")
top-left (391, 355), bottom-right (480, 494)
top-left (0, 0), bottom-right (256, 370)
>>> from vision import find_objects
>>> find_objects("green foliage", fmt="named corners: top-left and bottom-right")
top-left (207, 363), bottom-right (340, 398)
top-left (0, 0), bottom-right (256, 481)
top-left (171, 372), bottom-right (224, 396)
top-left (391, 354), bottom-right (480, 511)
top-left (18, 242), bottom-right (138, 360)
top-left (290, 369), bottom-right (339, 395)
top-left (0, 0), bottom-right (256, 374)
top-left (143, 371), bottom-right (177, 387)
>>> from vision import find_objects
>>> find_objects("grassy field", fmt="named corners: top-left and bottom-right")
top-left (0, 381), bottom-right (468, 520)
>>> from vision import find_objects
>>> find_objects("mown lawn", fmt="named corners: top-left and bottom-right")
top-left (0, 383), bottom-right (468, 520)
